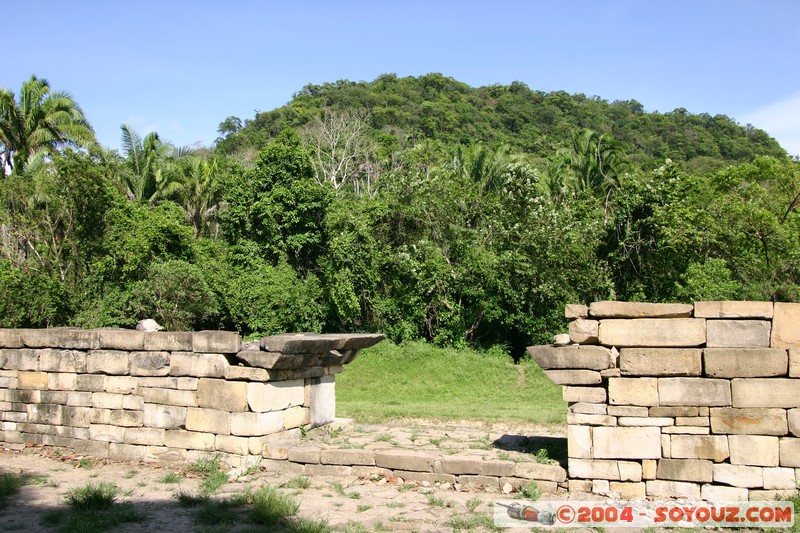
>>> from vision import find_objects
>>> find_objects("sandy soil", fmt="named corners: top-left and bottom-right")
top-left (0, 419), bottom-right (571, 532)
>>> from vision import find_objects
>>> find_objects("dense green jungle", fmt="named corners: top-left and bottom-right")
top-left (1, 73), bottom-right (798, 357)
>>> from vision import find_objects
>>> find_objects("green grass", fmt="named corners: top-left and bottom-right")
top-left (187, 455), bottom-right (229, 495)
top-left (336, 341), bottom-right (565, 424)
top-left (282, 476), bottom-right (311, 489)
top-left (41, 482), bottom-right (146, 533)
top-left (449, 512), bottom-right (500, 531)
top-left (0, 473), bottom-right (24, 508)
top-left (249, 485), bottom-right (299, 525)
top-left (158, 471), bottom-right (182, 484)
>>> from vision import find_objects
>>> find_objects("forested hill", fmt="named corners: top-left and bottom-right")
top-left (216, 73), bottom-right (785, 171)
top-left (2, 73), bottom-right (799, 359)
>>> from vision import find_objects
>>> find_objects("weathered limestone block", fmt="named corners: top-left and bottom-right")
top-left (39, 349), bottom-right (77, 372)
top-left (215, 434), bottom-right (250, 455)
top-left (656, 458), bottom-right (713, 483)
top-left (543, 369), bottom-right (601, 385)
top-left (374, 450), bottom-right (437, 472)
top-left (320, 449), bottom-right (376, 466)
top-left (0, 329), bottom-right (23, 348)
top-left (169, 352), bottom-right (229, 378)
top-left (791, 349), bottom-right (800, 377)
top-left (789, 409), bottom-right (800, 437)
top-left (139, 387), bottom-right (198, 407)
top-left (235, 350), bottom-right (320, 370)
top-left (562, 386), bottom-right (606, 403)
top-left (247, 380), bottom-right (304, 412)
top-left (130, 351), bottom-right (170, 376)
top-left (193, 331), bottom-right (241, 354)
top-left (186, 407), bottom-right (230, 435)
top-left (569, 402), bottom-right (607, 415)
top-left (701, 484), bottom-right (748, 501)
top-left (670, 434), bottom-right (729, 462)
top-left (230, 411), bottom-right (284, 436)
top-left (552, 334), bottom-right (570, 346)
top-left (608, 377), bottom-right (659, 406)
top-left (17, 371), bottom-right (48, 390)
top-left (618, 417), bottom-right (673, 427)
top-left (619, 348), bottom-right (701, 376)
top-left (567, 413), bottom-right (616, 426)
top-left (145, 447), bottom-right (187, 464)
top-left (122, 395), bottom-right (142, 410)
top-left (481, 460), bottom-right (516, 477)
top-left (123, 427), bottom-right (165, 446)
top-left (610, 481), bottom-right (646, 498)
top-left (66, 391), bottom-right (92, 407)
top-left (568, 479), bottom-right (593, 492)
top-left (713, 463), bottom-right (763, 488)
top-left (704, 348), bottom-right (787, 378)
top-left (780, 438), bottom-right (800, 467)
top-left (591, 479), bottom-right (610, 494)
top-left (675, 416), bottom-right (709, 427)
top-left (197, 379), bottom-right (247, 412)
top-left (109, 443), bottom-right (148, 462)
top-left (46, 372), bottom-right (77, 391)
top-left (144, 331), bottom-right (193, 351)
top-left (527, 345), bottom-right (610, 370)
top-left (732, 379), bottom-right (800, 408)
top-left (710, 408), bottom-right (788, 435)
top-left (89, 423), bottom-right (126, 442)
top-left (729, 435), bottom-right (779, 466)
top-left (650, 406), bottom-right (699, 417)
top-left (62, 406), bottom-right (92, 427)
top-left (22, 328), bottom-right (100, 349)
top-left (609, 406), bottom-right (648, 416)
top-left (658, 378), bottom-right (731, 406)
top-left (26, 404), bottom-right (62, 425)
top-left (224, 366), bottom-right (269, 381)
top-left (309, 375), bottom-right (336, 426)
top-left (282, 406), bottom-right (310, 429)
top-left (589, 301), bottom-right (694, 318)
top-left (91, 392), bottom-right (124, 409)
top-left (104, 376), bottom-right (138, 394)
top-left (287, 444), bottom-right (321, 463)
top-left (599, 319), bottom-right (706, 347)
top-left (143, 403), bottom-right (187, 429)
top-left (568, 319), bottom-right (599, 344)
top-left (438, 456), bottom-right (481, 475)
top-left (592, 426), bottom-right (661, 459)
top-left (260, 332), bottom-right (385, 354)
top-left (771, 302), bottom-right (800, 348)
top-left (694, 301), bottom-right (773, 319)
top-left (646, 480), bottom-right (701, 499)
top-left (108, 409), bottom-right (143, 427)
top-left (97, 329), bottom-right (146, 351)
top-left (763, 467), bottom-right (796, 490)
top-left (706, 320), bottom-right (771, 348)
top-left (86, 350), bottom-right (129, 375)
top-left (164, 430), bottom-right (216, 451)
top-left (565, 304), bottom-right (589, 319)
top-left (513, 462), bottom-right (566, 482)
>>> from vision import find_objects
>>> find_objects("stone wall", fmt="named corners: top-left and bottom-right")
top-left (529, 301), bottom-right (800, 500)
top-left (0, 328), bottom-right (383, 467)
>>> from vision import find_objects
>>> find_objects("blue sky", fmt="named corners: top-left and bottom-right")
top-left (4, 1), bottom-right (800, 155)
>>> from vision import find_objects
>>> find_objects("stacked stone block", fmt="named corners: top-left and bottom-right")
top-left (530, 301), bottom-right (800, 500)
top-left (0, 328), bottom-right (383, 466)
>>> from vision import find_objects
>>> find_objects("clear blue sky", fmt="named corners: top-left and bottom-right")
top-left (4, 1), bottom-right (800, 155)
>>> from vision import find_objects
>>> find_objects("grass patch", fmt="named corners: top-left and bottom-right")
top-left (336, 341), bottom-right (565, 424)
top-left (41, 482), bottom-right (146, 533)
top-left (77, 458), bottom-right (94, 469)
top-left (187, 455), bottom-right (229, 495)
top-left (175, 488), bottom-right (210, 507)
top-left (158, 471), bottom-right (182, 484)
top-left (466, 496), bottom-right (482, 512)
top-left (517, 480), bottom-right (541, 500)
top-left (250, 485), bottom-right (299, 524)
top-left (449, 512), bottom-right (499, 531)
top-left (356, 504), bottom-right (372, 512)
top-left (0, 473), bottom-right (24, 508)
top-left (282, 476), bottom-right (311, 489)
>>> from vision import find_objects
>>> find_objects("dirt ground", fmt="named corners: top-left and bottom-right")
top-left (0, 419), bottom-right (581, 532)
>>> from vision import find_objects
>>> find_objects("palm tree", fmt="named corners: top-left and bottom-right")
top-left (0, 75), bottom-right (94, 177)
top-left (119, 124), bottom-right (193, 203)
top-left (174, 157), bottom-right (224, 238)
